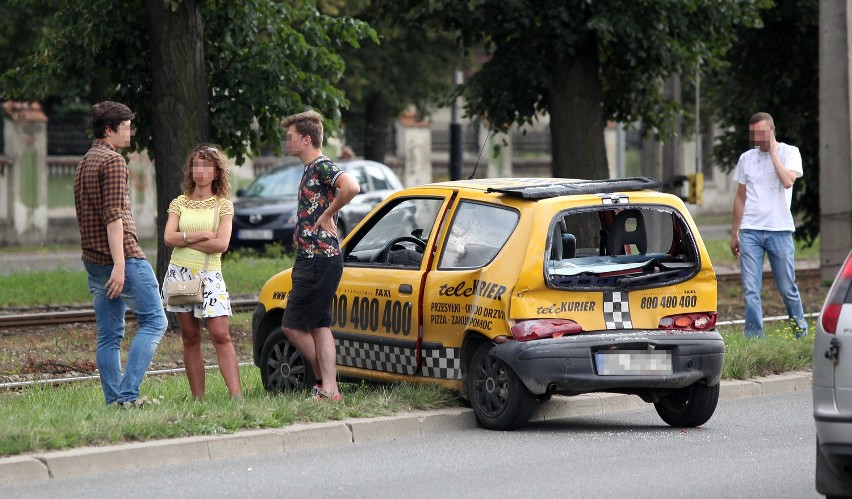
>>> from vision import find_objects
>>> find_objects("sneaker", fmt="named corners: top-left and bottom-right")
top-left (117, 399), bottom-right (145, 409)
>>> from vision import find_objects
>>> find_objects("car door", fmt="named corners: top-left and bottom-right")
top-left (334, 192), bottom-right (453, 378)
top-left (421, 200), bottom-right (522, 382)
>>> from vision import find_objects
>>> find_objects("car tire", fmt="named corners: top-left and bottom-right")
top-left (466, 342), bottom-right (535, 431)
top-left (816, 438), bottom-right (852, 497)
top-left (259, 329), bottom-right (317, 392)
top-left (654, 382), bottom-right (719, 427)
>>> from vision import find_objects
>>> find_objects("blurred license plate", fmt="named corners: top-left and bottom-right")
top-left (595, 350), bottom-right (672, 375)
top-left (239, 229), bottom-right (273, 240)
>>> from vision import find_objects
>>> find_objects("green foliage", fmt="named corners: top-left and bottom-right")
top-left (0, 1), bottom-right (376, 165)
top-left (708, 0), bottom-right (819, 244)
top-left (320, 0), bottom-right (460, 160)
top-left (391, 0), bottom-right (768, 137)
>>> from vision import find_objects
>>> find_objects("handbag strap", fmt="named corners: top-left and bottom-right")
top-left (201, 199), bottom-right (220, 274)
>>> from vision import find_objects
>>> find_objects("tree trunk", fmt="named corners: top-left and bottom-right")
top-left (548, 39), bottom-right (608, 179)
top-left (145, 0), bottom-right (209, 283)
top-left (363, 92), bottom-right (388, 162)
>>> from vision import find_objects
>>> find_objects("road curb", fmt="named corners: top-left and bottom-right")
top-left (0, 372), bottom-right (813, 487)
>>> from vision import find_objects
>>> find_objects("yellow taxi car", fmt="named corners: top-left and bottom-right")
top-left (251, 177), bottom-right (723, 430)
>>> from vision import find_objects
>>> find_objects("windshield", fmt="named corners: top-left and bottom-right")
top-left (242, 166), bottom-right (302, 198)
top-left (546, 205), bottom-right (700, 290)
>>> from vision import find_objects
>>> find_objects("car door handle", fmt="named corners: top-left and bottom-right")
top-left (399, 284), bottom-right (413, 295)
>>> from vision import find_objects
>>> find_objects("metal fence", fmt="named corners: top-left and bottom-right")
top-left (511, 128), bottom-right (550, 155)
top-left (47, 114), bottom-right (91, 156)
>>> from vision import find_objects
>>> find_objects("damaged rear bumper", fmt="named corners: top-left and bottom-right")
top-left (490, 330), bottom-right (725, 395)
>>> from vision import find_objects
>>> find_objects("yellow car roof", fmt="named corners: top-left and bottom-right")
top-left (421, 177), bottom-right (664, 200)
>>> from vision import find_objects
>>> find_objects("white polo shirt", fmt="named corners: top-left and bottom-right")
top-left (733, 142), bottom-right (803, 232)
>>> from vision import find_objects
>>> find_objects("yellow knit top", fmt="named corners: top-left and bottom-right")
top-left (167, 195), bottom-right (234, 271)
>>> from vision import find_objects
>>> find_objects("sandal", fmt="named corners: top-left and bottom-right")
top-left (313, 389), bottom-right (343, 402)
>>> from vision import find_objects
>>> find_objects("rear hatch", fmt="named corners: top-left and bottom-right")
top-left (510, 203), bottom-right (717, 333)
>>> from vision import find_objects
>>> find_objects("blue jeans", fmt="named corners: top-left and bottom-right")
top-left (84, 258), bottom-right (167, 404)
top-left (739, 229), bottom-right (808, 339)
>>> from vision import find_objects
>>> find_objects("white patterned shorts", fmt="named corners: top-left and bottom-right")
top-left (162, 263), bottom-right (232, 318)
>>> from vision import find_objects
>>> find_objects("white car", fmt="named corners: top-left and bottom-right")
top-left (813, 249), bottom-right (852, 496)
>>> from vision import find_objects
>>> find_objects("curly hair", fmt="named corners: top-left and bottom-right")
top-left (181, 144), bottom-right (231, 198)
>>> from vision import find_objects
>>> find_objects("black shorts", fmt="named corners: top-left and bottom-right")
top-left (281, 255), bottom-right (343, 331)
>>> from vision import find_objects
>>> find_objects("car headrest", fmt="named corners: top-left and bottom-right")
top-left (606, 209), bottom-right (647, 255)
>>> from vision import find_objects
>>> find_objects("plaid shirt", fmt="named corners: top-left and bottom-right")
top-left (74, 139), bottom-right (145, 265)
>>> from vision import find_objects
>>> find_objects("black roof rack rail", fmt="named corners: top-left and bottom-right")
top-left (485, 176), bottom-right (663, 199)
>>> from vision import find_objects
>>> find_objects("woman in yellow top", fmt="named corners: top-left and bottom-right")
top-left (162, 145), bottom-right (241, 399)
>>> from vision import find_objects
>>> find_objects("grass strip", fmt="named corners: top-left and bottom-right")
top-left (720, 322), bottom-right (815, 380)
top-left (0, 250), bottom-right (294, 308)
top-left (0, 368), bottom-right (456, 456)
top-left (704, 235), bottom-right (820, 265)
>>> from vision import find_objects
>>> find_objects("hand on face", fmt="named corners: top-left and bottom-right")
top-left (748, 121), bottom-right (775, 153)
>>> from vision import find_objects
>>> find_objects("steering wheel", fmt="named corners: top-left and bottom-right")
top-left (369, 236), bottom-right (427, 263)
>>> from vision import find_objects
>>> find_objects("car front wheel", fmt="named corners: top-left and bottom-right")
top-left (654, 382), bottom-right (719, 427)
top-left (259, 329), bottom-right (316, 392)
top-left (466, 342), bottom-right (535, 431)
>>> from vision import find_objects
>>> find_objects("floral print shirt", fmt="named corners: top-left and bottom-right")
top-left (294, 155), bottom-right (344, 258)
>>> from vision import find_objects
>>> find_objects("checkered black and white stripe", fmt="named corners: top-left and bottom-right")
top-left (598, 194), bottom-right (629, 205)
top-left (336, 339), bottom-right (417, 376)
top-left (603, 291), bottom-right (633, 329)
top-left (421, 347), bottom-right (462, 380)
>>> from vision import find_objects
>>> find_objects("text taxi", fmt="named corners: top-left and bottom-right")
top-left (251, 177), bottom-right (724, 430)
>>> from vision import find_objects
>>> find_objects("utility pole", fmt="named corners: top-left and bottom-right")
top-left (449, 69), bottom-right (463, 181)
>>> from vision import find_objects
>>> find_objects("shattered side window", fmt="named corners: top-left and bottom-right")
top-left (547, 205), bottom-right (699, 290)
top-left (439, 201), bottom-right (519, 269)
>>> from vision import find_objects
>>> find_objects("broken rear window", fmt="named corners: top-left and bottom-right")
top-left (546, 205), bottom-right (700, 290)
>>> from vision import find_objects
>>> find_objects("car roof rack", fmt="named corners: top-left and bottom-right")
top-left (485, 176), bottom-right (663, 199)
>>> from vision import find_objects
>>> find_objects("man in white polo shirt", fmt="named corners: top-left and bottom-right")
top-left (730, 112), bottom-right (808, 339)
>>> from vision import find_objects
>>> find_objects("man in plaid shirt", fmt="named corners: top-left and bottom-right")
top-left (74, 101), bottom-right (167, 407)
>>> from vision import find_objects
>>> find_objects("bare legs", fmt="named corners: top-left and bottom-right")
top-left (177, 313), bottom-right (242, 399)
top-left (282, 326), bottom-right (339, 396)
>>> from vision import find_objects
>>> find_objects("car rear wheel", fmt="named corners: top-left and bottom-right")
top-left (260, 329), bottom-right (316, 392)
top-left (467, 342), bottom-right (535, 431)
top-left (654, 382), bottom-right (719, 427)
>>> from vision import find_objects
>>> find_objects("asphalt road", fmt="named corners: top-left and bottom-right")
top-left (0, 390), bottom-right (818, 499)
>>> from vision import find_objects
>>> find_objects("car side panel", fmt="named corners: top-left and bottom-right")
top-left (332, 267), bottom-right (422, 375)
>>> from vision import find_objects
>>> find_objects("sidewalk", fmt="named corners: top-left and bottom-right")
top-left (0, 371), bottom-right (813, 486)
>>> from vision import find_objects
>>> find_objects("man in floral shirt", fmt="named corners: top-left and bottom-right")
top-left (280, 110), bottom-right (360, 401)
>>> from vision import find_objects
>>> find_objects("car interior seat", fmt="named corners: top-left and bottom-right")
top-left (561, 233), bottom-right (576, 259)
top-left (550, 223), bottom-right (563, 260)
top-left (606, 209), bottom-right (647, 255)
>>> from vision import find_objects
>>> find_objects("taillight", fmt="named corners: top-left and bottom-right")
top-left (821, 253), bottom-right (852, 334)
top-left (658, 312), bottom-right (717, 331)
top-left (511, 319), bottom-right (583, 341)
